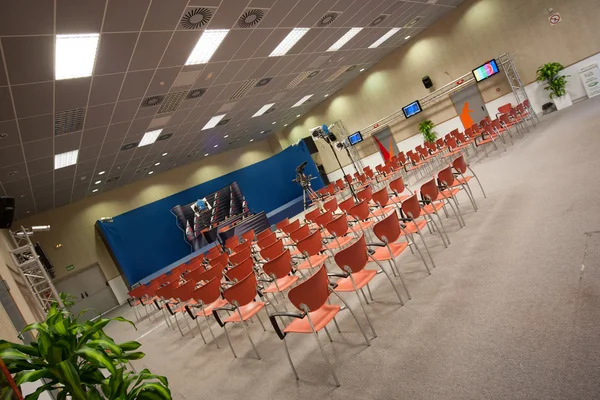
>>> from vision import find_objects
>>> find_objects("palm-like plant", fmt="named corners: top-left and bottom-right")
top-left (418, 120), bottom-right (437, 143)
top-left (0, 302), bottom-right (171, 399)
top-left (536, 62), bottom-right (570, 99)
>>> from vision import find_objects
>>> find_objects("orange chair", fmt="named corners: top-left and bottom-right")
top-left (420, 178), bottom-right (453, 246)
top-left (268, 266), bottom-right (370, 386)
top-left (323, 197), bottom-right (339, 214)
top-left (206, 245), bottom-right (222, 260)
top-left (240, 229), bottom-right (255, 243)
top-left (262, 249), bottom-right (299, 302)
top-left (338, 197), bottom-right (355, 214)
top-left (314, 210), bottom-right (334, 228)
top-left (497, 103), bottom-right (512, 115)
top-left (332, 235), bottom-right (404, 338)
top-left (281, 219), bottom-right (301, 236)
top-left (229, 246), bottom-right (252, 266)
top-left (212, 272), bottom-right (267, 359)
top-left (452, 154), bottom-right (486, 199)
top-left (491, 119), bottom-right (514, 145)
top-left (295, 230), bottom-right (329, 271)
top-left (169, 281), bottom-right (198, 338)
top-left (371, 186), bottom-right (398, 218)
top-left (324, 214), bottom-right (356, 251)
top-left (389, 176), bottom-right (411, 204)
top-left (257, 227), bottom-right (274, 241)
top-left (209, 252), bottom-right (229, 269)
top-left (399, 194), bottom-right (438, 269)
top-left (225, 235), bottom-right (240, 251)
top-left (304, 207), bottom-right (322, 229)
top-left (347, 200), bottom-right (376, 236)
top-left (231, 239), bottom-right (252, 255)
top-left (289, 223), bottom-right (311, 243)
top-left (156, 282), bottom-right (189, 337)
top-left (438, 166), bottom-right (472, 219)
top-left (225, 257), bottom-right (255, 282)
top-left (256, 231), bottom-right (277, 249)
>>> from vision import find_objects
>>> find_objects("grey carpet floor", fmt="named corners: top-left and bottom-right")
top-left (104, 96), bottom-right (600, 400)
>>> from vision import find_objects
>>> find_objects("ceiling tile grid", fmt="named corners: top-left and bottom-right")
top-left (0, 0), bottom-right (461, 218)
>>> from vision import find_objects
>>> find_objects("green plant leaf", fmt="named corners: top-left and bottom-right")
top-left (117, 341), bottom-right (142, 351)
top-left (0, 348), bottom-right (32, 363)
top-left (21, 322), bottom-right (50, 336)
top-left (53, 360), bottom-right (87, 400)
top-left (132, 370), bottom-right (168, 390)
top-left (22, 382), bottom-right (57, 400)
top-left (87, 339), bottom-right (123, 357)
top-left (14, 369), bottom-right (54, 386)
top-left (119, 351), bottom-right (145, 361)
top-left (79, 368), bottom-right (105, 385)
top-left (38, 332), bottom-right (62, 365)
top-left (75, 346), bottom-right (117, 375)
top-left (0, 340), bottom-right (40, 358)
top-left (131, 383), bottom-right (172, 399)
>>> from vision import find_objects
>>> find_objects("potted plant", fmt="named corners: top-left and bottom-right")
top-left (0, 301), bottom-right (171, 399)
top-left (535, 62), bottom-right (571, 110)
top-left (418, 120), bottom-right (437, 143)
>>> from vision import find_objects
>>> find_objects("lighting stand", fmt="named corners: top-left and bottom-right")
top-left (326, 140), bottom-right (358, 201)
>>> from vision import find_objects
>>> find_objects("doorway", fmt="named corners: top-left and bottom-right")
top-left (54, 264), bottom-right (118, 321)
top-left (450, 84), bottom-right (490, 129)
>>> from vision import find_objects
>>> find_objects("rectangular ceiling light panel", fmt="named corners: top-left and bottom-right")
top-left (54, 149), bottom-right (79, 170)
top-left (202, 114), bottom-right (226, 130)
top-left (291, 94), bottom-right (313, 107)
top-left (269, 28), bottom-right (310, 57)
top-left (55, 34), bottom-right (100, 80)
top-left (327, 28), bottom-right (363, 52)
top-left (186, 29), bottom-right (229, 65)
top-left (139, 129), bottom-right (163, 147)
top-left (252, 103), bottom-right (275, 117)
top-left (369, 28), bottom-right (401, 48)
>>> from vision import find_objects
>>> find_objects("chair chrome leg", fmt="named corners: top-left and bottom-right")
top-left (182, 312), bottom-right (195, 338)
top-left (237, 309), bottom-right (261, 359)
top-left (350, 277), bottom-right (377, 338)
top-left (410, 232), bottom-right (434, 271)
top-left (366, 283), bottom-right (375, 302)
top-left (173, 312), bottom-right (185, 337)
top-left (223, 324), bottom-right (237, 358)
top-left (323, 326), bottom-right (334, 342)
top-left (307, 314), bottom-right (340, 387)
top-left (387, 259), bottom-right (399, 277)
top-left (372, 256), bottom-right (406, 303)
top-left (468, 167), bottom-right (487, 198)
top-left (256, 311), bottom-right (267, 332)
top-left (195, 317), bottom-right (207, 344)
top-left (283, 336), bottom-right (299, 380)
top-left (431, 209), bottom-right (450, 247)
top-left (360, 287), bottom-right (370, 304)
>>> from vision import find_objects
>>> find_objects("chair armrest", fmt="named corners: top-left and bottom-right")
top-left (212, 305), bottom-right (236, 327)
top-left (184, 304), bottom-right (197, 320)
top-left (366, 242), bottom-right (385, 247)
top-left (327, 271), bottom-right (348, 278)
top-left (127, 297), bottom-right (136, 307)
top-left (268, 312), bottom-right (306, 340)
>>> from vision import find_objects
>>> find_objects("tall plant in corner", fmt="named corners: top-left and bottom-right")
top-left (536, 62), bottom-right (570, 99)
top-left (418, 120), bottom-right (436, 144)
top-left (0, 301), bottom-right (171, 399)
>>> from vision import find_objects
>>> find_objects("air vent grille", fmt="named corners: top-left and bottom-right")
top-left (325, 66), bottom-right (350, 82)
top-left (141, 95), bottom-right (164, 108)
top-left (157, 91), bottom-right (187, 114)
top-left (180, 7), bottom-right (214, 29)
top-left (256, 77), bottom-right (272, 87)
top-left (157, 133), bottom-right (173, 141)
top-left (286, 72), bottom-right (311, 89)
top-left (54, 108), bottom-right (84, 135)
top-left (406, 16), bottom-right (423, 27)
top-left (237, 9), bottom-right (266, 28)
top-left (317, 12), bottom-right (341, 26)
top-left (230, 79), bottom-right (259, 100)
top-left (186, 88), bottom-right (206, 100)
top-left (370, 14), bottom-right (389, 26)
top-left (120, 142), bottom-right (139, 151)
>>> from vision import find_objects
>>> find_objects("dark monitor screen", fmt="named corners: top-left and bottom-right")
top-left (348, 131), bottom-right (363, 146)
top-left (402, 100), bottom-right (422, 119)
top-left (473, 59), bottom-right (500, 82)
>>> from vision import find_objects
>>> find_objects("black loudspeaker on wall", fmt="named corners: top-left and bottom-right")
top-left (422, 75), bottom-right (433, 89)
top-left (302, 136), bottom-right (318, 154)
top-left (0, 197), bottom-right (15, 229)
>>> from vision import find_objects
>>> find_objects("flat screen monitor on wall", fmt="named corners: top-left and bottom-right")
top-left (402, 100), bottom-right (422, 119)
top-left (348, 131), bottom-right (363, 146)
top-left (473, 59), bottom-right (500, 82)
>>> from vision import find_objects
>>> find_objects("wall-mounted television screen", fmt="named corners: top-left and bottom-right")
top-left (402, 100), bottom-right (422, 119)
top-left (348, 131), bottom-right (363, 146)
top-left (473, 59), bottom-right (500, 82)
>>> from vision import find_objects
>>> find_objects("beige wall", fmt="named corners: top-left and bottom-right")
top-left (279, 0), bottom-right (600, 172)
top-left (17, 137), bottom-right (281, 282)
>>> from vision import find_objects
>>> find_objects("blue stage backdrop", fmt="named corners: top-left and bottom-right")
top-left (97, 141), bottom-right (323, 285)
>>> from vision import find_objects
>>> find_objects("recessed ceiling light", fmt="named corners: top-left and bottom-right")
top-left (360, 68), bottom-right (365, 72)
top-left (252, 103), bottom-right (275, 118)
top-left (98, 170), bottom-right (105, 175)
top-left (260, 130), bottom-right (265, 134)
top-left (155, 162), bottom-right (160, 166)
top-left (327, 28), bottom-right (363, 51)
top-left (94, 180), bottom-right (101, 185)
top-left (92, 189), bottom-right (99, 193)
top-left (272, 121), bottom-right (276, 125)
top-left (324, 94), bottom-right (329, 97)
top-left (54, 149), bottom-right (79, 170)
top-left (139, 129), bottom-right (163, 147)
top-left (369, 28), bottom-right (401, 48)
top-left (250, 139), bottom-right (254, 142)
top-left (269, 28), bottom-right (310, 57)
top-left (202, 114), bottom-right (226, 130)
top-left (214, 144), bottom-right (218, 148)
top-left (205, 153), bottom-right (209, 157)
top-left (405, 35), bottom-right (411, 40)
top-left (162, 152), bottom-right (168, 156)
top-left (148, 171), bottom-right (154, 175)
top-left (55, 34), bottom-right (100, 80)
top-left (292, 94), bottom-right (313, 108)
top-left (186, 29), bottom-right (229, 65)
top-left (224, 135), bottom-right (229, 138)
top-left (284, 124), bottom-right (288, 127)
top-left (296, 114), bottom-right (301, 118)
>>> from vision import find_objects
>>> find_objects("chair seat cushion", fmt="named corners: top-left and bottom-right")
top-left (324, 235), bottom-right (353, 251)
top-left (284, 304), bottom-right (341, 334)
top-left (335, 269), bottom-right (378, 292)
top-left (194, 298), bottom-right (228, 317)
top-left (440, 188), bottom-right (460, 198)
top-left (422, 202), bottom-right (445, 214)
top-left (296, 253), bottom-right (329, 270)
top-left (263, 275), bottom-right (299, 293)
top-left (371, 242), bottom-right (409, 261)
top-left (224, 301), bottom-right (266, 323)
top-left (402, 219), bottom-right (429, 234)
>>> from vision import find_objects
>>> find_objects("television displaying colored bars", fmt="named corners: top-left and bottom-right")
top-left (473, 59), bottom-right (500, 82)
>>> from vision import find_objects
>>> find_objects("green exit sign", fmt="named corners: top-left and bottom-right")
top-left (66, 265), bottom-right (75, 271)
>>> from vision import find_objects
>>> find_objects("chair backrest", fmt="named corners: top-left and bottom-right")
top-left (364, 169), bottom-right (375, 179)
top-left (192, 262), bottom-right (226, 284)
top-left (339, 197), bottom-right (355, 214)
top-left (356, 186), bottom-right (373, 203)
top-left (241, 229), bottom-right (255, 243)
top-left (231, 240), bottom-right (252, 254)
top-left (420, 178), bottom-right (440, 202)
top-left (296, 229), bottom-right (324, 257)
top-left (206, 245), bottom-right (222, 259)
top-left (452, 154), bottom-right (468, 174)
top-left (449, 128), bottom-right (459, 137)
top-left (333, 234), bottom-right (367, 274)
top-left (274, 219), bottom-right (289, 232)
top-left (479, 118), bottom-right (490, 127)
top-left (287, 266), bottom-right (330, 312)
top-left (348, 200), bottom-right (370, 222)
top-left (491, 119), bottom-right (502, 131)
top-left (257, 228), bottom-right (274, 240)
top-left (290, 224), bottom-right (311, 243)
top-left (172, 280), bottom-right (195, 303)
top-left (335, 179), bottom-right (346, 191)
top-left (401, 194), bottom-right (422, 219)
top-left (229, 247), bottom-right (252, 266)
top-left (325, 214), bottom-right (350, 238)
top-left (446, 136), bottom-right (458, 150)
top-left (260, 239), bottom-right (285, 261)
top-left (305, 207), bottom-right (322, 224)
top-left (154, 273), bottom-right (171, 287)
top-left (262, 249), bottom-right (292, 279)
top-left (314, 210), bottom-right (334, 228)
top-left (257, 231), bottom-right (277, 249)
top-left (185, 264), bottom-right (209, 282)
top-left (438, 166), bottom-right (457, 187)
top-left (323, 197), bottom-right (338, 214)
top-left (455, 132), bottom-right (468, 143)
top-left (128, 284), bottom-right (147, 299)
top-left (209, 252), bottom-right (229, 268)
top-left (155, 281), bottom-right (178, 300)
top-left (389, 176), bottom-right (406, 195)
top-left (344, 174), bottom-right (353, 184)
top-left (417, 147), bottom-right (429, 159)
top-left (190, 277), bottom-right (222, 306)
top-left (356, 174), bottom-right (367, 184)
top-left (188, 253), bottom-right (204, 265)
top-left (223, 272), bottom-right (258, 307)
top-left (225, 257), bottom-right (255, 282)
top-left (409, 153), bottom-right (421, 164)
top-left (509, 109), bottom-right (520, 120)
top-left (372, 187), bottom-right (390, 208)
top-left (498, 103), bottom-right (512, 114)
top-left (373, 211), bottom-right (402, 244)
top-left (281, 219), bottom-right (300, 235)
top-left (225, 235), bottom-right (240, 250)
